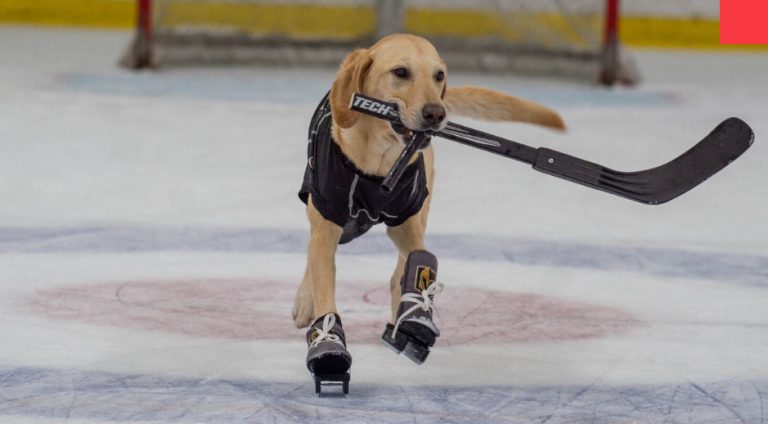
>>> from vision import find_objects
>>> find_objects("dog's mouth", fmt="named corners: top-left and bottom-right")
top-left (386, 99), bottom-right (418, 139)
top-left (386, 98), bottom-right (445, 139)
top-left (391, 121), bottom-right (443, 142)
top-left (390, 120), bottom-right (414, 139)
top-left (391, 121), bottom-right (449, 147)
top-left (423, 121), bottom-right (447, 132)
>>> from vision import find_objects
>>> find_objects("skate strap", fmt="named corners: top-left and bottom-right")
top-left (310, 314), bottom-right (344, 348)
top-left (391, 282), bottom-right (444, 340)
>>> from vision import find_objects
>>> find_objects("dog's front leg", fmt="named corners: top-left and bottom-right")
top-left (306, 199), bottom-right (343, 319)
top-left (303, 199), bottom-right (351, 392)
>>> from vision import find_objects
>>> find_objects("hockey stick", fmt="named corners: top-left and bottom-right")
top-left (382, 131), bottom-right (431, 193)
top-left (350, 93), bottom-right (754, 205)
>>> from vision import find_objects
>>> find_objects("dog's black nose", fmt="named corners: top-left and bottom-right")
top-left (421, 103), bottom-right (446, 126)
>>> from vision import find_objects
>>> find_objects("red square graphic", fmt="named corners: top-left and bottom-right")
top-left (721, 0), bottom-right (768, 44)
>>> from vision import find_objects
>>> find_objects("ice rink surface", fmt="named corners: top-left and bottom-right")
top-left (1, 27), bottom-right (767, 423)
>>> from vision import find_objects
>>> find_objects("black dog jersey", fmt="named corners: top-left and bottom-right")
top-left (299, 93), bottom-right (429, 244)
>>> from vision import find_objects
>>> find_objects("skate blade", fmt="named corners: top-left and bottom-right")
top-left (401, 340), bottom-right (430, 364)
top-left (313, 373), bottom-right (350, 396)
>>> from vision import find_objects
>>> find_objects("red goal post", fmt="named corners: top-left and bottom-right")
top-left (122, 0), bottom-right (638, 86)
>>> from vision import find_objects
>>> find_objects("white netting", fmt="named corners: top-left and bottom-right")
top-left (405, 0), bottom-right (605, 52)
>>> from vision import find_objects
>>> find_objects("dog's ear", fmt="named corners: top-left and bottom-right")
top-left (330, 49), bottom-right (374, 129)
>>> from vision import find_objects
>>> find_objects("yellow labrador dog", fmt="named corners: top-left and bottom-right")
top-left (294, 34), bottom-right (563, 385)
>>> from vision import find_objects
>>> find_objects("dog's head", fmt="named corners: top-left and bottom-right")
top-left (330, 34), bottom-right (447, 133)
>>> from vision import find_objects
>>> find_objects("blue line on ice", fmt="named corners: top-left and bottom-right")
top-left (0, 366), bottom-right (764, 424)
top-left (1, 226), bottom-right (766, 287)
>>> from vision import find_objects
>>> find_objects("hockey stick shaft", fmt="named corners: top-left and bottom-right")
top-left (351, 93), bottom-right (538, 164)
top-left (438, 121), bottom-right (539, 164)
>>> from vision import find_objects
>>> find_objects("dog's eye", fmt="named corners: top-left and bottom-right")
top-left (392, 67), bottom-right (409, 79)
top-left (435, 70), bottom-right (445, 82)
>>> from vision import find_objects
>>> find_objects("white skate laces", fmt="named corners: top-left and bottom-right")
top-left (309, 314), bottom-right (344, 348)
top-left (391, 281), bottom-right (444, 339)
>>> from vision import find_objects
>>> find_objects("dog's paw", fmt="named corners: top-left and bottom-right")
top-left (292, 283), bottom-right (314, 329)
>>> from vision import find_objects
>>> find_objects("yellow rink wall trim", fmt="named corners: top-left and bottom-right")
top-left (1, 0), bottom-right (766, 51)
top-left (0, 0), bottom-right (135, 29)
top-left (160, 3), bottom-right (374, 40)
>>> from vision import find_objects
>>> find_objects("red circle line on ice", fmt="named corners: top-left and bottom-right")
top-left (25, 279), bottom-right (638, 345)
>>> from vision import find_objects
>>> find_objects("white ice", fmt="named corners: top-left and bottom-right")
top-left (0, 26), bottom-right (767, 423)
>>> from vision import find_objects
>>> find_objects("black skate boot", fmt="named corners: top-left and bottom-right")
top-left (306, 313), bottom-right (351, 395)
top-left (382, 250), bottom-right (444, 364)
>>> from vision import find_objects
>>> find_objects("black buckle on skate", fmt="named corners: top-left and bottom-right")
top-left (314, 373), bottom-right (350, 396)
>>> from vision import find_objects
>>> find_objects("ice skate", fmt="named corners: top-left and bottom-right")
top-left (382, 250), bottom-right (444, 364)
top-left (306, 313), bottom-right (351, 395)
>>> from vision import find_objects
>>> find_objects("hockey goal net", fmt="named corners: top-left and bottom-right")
top-left (122, 0), bottom-right (638, 85)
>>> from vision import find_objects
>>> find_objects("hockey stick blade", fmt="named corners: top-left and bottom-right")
top-left (533, 117), bottom-right (754, 204)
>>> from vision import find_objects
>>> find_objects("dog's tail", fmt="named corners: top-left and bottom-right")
top-left (445, 86), bottom-right (565, 131)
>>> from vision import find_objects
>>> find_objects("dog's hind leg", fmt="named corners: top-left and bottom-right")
top-left (292, 264), bottom-right (314, 328)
